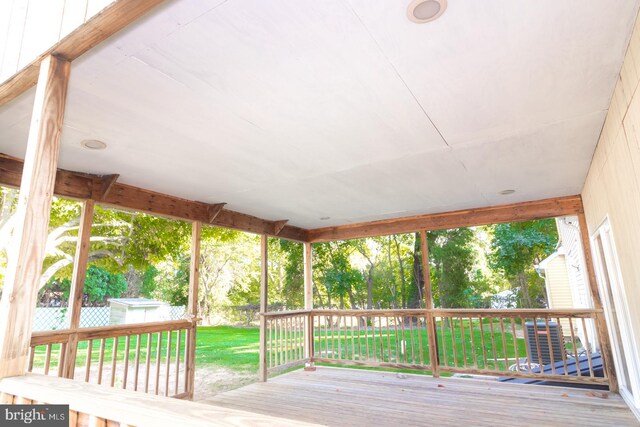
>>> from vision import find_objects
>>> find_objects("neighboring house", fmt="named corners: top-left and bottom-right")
top-left (537, 216), bottom-right (597, 352)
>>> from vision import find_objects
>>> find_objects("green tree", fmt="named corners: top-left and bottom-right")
top-left (428, 228), bottom-right (476, 308)
top-left (490, 220), bottom-right (559, 307)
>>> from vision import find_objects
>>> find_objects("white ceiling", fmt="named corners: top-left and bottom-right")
top-left (0, 0), bottom-right (638, 228)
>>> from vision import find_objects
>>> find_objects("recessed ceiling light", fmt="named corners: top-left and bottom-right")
top-left (81, 139), bottom-right (107, 150)
top-left (407, 0), bottom-right (447, 24)
top-left (320, 216), bottom-right (331, 221)
top-left (499, 189), bottom-right (516, 195)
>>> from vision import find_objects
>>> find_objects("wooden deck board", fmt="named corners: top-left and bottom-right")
top-left (201, 367), bottom-right (638, 427)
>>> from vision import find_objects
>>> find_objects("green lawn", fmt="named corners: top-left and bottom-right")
top-left (32, 321), bottom-right (527, 376)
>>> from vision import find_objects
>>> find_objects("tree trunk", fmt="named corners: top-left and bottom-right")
top-left (408, 232), bottom-right (423, 309)
top-left (517, 271), bottom-right (532, 308)
top-left (393, 235), bottom-right (406, 308)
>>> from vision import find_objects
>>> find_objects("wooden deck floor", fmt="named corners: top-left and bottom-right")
top-left (201, 367), bottom-right (638, 427)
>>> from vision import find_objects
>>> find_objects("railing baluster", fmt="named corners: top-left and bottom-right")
top-left (110, 337), bottom-right (118, 387)
top-left (509, 318), bottom-right (519, 373)
top-left (543, 318), bottom-right (556, 375)
top-left (581, 318), bottom-right (595, 377)
top-left (97, 339), bottom-right (105, 385)
top-left (556, 317), bottom-right (568, 376)
top-left (386, 317), bottom-right (392, 363)
top-left (57, 342), bottom-right (67, 377)
top-left (44, 344), bottom-right (52, 375)
top-left (417, 316), bottom-right (424, 366)
top-left (478, 316), bottom-right (487, 370)
top-left (532, 317), bottom-right (543, 370)
top-left (568, 318), bottom-right (581, 377)
top-left (400, 316), bottom-right (407, 364)
top-left (469, 317), bottom-right (477, 368)
top-left (522, 317), bottom-right (532, 373)
top-left (145, 333), bottom-right (152, 393)
top-left (165, 330), bottom-right (172, 397)
top-left (450, 317), bottom-right (458, 367)
top-left (28, 346), bottom-right (35, 372)
top-left (489, 317), bottom-right (498, 370)
top-left (499, 318), bottom-right (508, 371)
top-left (409, 317), bottom-right (416, 365)
top-left (134, 335), bottom-right (141, 391)
top-left (155, 332), bottom-right (162, 395)
top-left (438, 316), bottom-right (445, 367)
top-left (378, 316), bottom-right (385, 362)
top-left (123, 335), bottom-right (130, 389)
top-left (84, 340), bottom-right (93, 383)
top-left (459, 317), bottom-right (467, 368)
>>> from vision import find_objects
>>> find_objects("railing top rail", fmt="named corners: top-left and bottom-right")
top-left (76, 319), bottom-right (191, 340)
top-left (261, 309), bottom-right (311, 318)
top-left (306, 308), bottom-right (600, 317)
top-left (30, 319), bottom-right (193, 346)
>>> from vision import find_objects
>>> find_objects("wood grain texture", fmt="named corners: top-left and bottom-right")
top-left (63, 200), bottom-right (95, 378)
top-left (308, 196), bottom-right (584, 242)
top-left (92, 174), bottom-right (119, 200)
top-left (577, 210), bottom-right (619, 392)
top-left (259, 235), bottom-right (269, 382)
top-left (420, 231), bottom-right (439, 377)
top-left (0, 0), bottom-right (166, 106)
top-left (0, 374), bottom-right (318, 426)
top-left (303, 242), bottom-right (313, 359)
top-left (185, 221), bottom-right (201, 398)
top-left (202, 367), bottom-right (637, 427)
top-left (0, 55), bottom-right (70, 378)
top-left (0, 154), bottom-right (309, 241)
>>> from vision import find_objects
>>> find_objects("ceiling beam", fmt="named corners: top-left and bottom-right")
top-left (307, 195), bottom-right (584, 243)
top-left (0, 0), bottom-right (167, 106)
top-left (0, 153), bottom-right (308, 242)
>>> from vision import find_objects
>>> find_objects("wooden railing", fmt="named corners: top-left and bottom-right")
top-left (311, 309), bottom-right (433, 371)
top-left (262, 308), bottom-right (609, 386)
top-left (264, 310), bottom-right (309, 373)
top-left (28, 320), bottom-right (195, 398)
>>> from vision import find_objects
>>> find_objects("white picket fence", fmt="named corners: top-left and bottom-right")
top-left (33, 306), bottom-right (186, 331)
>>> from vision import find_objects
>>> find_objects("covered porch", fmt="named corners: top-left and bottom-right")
top-left (1, 0), bottom-right (640, 425)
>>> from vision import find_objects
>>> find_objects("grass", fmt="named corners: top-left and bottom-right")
top-left (31, 321), bottom-right (528, 376)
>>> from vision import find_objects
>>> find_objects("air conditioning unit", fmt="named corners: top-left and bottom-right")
top-left (524, 321), bottom-right (563, 365)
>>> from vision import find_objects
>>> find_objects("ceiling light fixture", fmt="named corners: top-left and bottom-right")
top-left (407, 0), bottom-right (447, 24)
top-left (499, 189), bottom-right (516, 195)
top-left (81, 139), bottom-right (107, 150)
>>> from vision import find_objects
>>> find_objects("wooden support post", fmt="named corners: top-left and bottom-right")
top-left (420, 230), bottom-right (440, 378)
top-left (577, 212), bottom-right (618, 392)
top-left (259, 235), bottom-right (269, 382)
top-left (63, 200), bottom-right (95, 379)
top-left (0, 55), bottom-right (70, 378)
top-left (303, 242), bottom-right (314, 363)
top-left (185, 221), bottom-right (201, 399)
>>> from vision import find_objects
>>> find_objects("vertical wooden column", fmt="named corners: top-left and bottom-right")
top-left (258, 234), bottom-right (269, 382)
top-left (0, 55), bottom-right (70, 378)
top-left (420, 230), bottom-right (440, 378)
top-left (303, 242), bottom-right (314, 361)
top-left (185, 221), bottom-right (201, 398)
top-left (577, 212), bottom-right (618, 391)
top-left (62, 199), bottom-right (95, 379)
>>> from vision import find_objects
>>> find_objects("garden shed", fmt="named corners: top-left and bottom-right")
top-left (108, 298), bottom-right (169, 325)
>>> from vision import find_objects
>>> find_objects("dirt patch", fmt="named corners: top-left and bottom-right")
top-left (193, 366), bottom-right (258, 401)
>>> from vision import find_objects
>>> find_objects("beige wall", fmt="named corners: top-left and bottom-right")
top-left (582, 12), bottom-right (640, 362)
